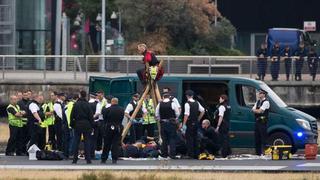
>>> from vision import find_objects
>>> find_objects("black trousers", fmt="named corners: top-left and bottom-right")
top-left (130, 122), bottom-right (143, 143)
top-left (91, 120), bottom-right (104, 154)
top-left (136, 68), bottom-right (146, 84)
top-left (160, 121), bottom-right (177, 157)
top-left (257, 58), bottom-right (267, 79)
top-left (295, 58), bottom-right (304, 80)
top-left (62, 125), bottom-right (70, 158)
top-left (255, 121), bottom-right (268, 155)
top-left (54, 119), bottom-right (63, 151)
top-left (219, 127), bottom-right (231, 158)
top-left (6, 125), bottom-right (23, 154)
top-left (143, 123), bottom-right (155, 137)
top-left (73, 129), bottom-right (91, 162)
top-left (29, 123), bottom-right (46, 150)
top-left (48, 124), bottom-right (56, 149)
top-left (186, 122), bottom-right (199, 159)
top-left (101, 124), bottom-right (122, 161)
top-left (21, 122), bottom-right (30, 153)
top-left (270, 60), bottom-right (280, 80)
top-left (200, 138), bottom-right (220, 155)
top-left (285, 58), bottom-right (292, 79)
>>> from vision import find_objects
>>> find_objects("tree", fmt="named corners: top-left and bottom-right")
top-left (64, 0), bottom-right (240, 55)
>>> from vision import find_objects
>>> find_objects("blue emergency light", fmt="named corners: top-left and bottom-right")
top-left (297, 132), bottom-right (303, 137)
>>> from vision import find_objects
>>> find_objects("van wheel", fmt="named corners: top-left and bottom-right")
top-left (267, 132), bottom-right (297, 154)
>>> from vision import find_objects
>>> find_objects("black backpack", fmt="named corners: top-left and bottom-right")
top-left (36, 150), bottom-right (64, 160)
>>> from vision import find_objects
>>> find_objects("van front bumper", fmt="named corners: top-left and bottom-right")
top-left (294, 131), bottom-right (318, 149)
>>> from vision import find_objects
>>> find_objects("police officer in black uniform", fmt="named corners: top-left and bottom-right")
top-left (155, 93), bottom-right (180, 159)
top-left (17, 90), bottom-right (31, 154)
top-left (125, 93), bottom-right (146, 143)
top-left (214, 94), bottom-right (231, 158)
top-left (27, 94), bottom-right (45, 149)
top-left (282, 45), bottom-right (292, 81)
top-left (70, 90), bottom-right (94, 164)
top-left (252, 89), bottom-right (270, 155)
top-left (270, 42), bottom-right (281, 81)
top-left (307, 47), bottom-right (318, 81)
top-left (182, 90), bottom-right (205, 159)
top-left (101, 98), bottom-right (124, 164)
top-left (294, 43), bottom-right (308, 81)
top-left (256, 43), bottom-right (268, 81)
top-left (53, 93), bottom-right (69, 158)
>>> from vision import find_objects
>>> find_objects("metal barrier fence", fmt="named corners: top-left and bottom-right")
top-left (0, 55), bottom-right (316, 81)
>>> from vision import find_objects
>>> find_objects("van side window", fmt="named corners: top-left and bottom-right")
top-left (236, 85), bottom-right (257, 107)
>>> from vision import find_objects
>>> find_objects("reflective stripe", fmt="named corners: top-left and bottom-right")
top-left (66, 101), bottom-right (75, 128)
top-left (7, 104), bottom-right (23, 127)
top-left (42, 102), bottom-right (55, 127)
top-left (143, 99), bottom-right (156, 125)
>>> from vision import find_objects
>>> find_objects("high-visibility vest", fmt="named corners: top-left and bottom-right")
top-left (66, 101), bottom-right (75, 128)
top-left (7, 104), bottom-right (23, 127)
top-left (101, 98), bottom-right (107, 108)
top-left (142, 99), bottom-right (156, 125)
top-left (42, 102), bottom-right (55, 127)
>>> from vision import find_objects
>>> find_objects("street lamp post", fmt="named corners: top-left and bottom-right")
top-left (100, 0), bottom-right (106, 72)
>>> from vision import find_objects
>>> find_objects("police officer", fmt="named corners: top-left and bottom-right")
top-left (27, 93), bottom-right (45, 149)
top-left (214, 94), bottom-right (231, 158)
top-left (162, 87), bottom-right (181, 113)
top-left (6, 95), bottom-right (26, 156)
top-left (17, 90), bottom-right (30, 154)
top-left (125, 93), bottom-right (147, 143)
top-left (42, 91), bottom-right (57, 149)
top-left (70, 90), bottom-right (94, 164)
top-left (282, 45), bottom-right (292, 81)
top-left (256, 43), bottom-right (268, 81)
top-left (270, 42), bottom-right (281, 81)
top-left (155, 93), bottom-right (180, 159)
top-left (182, 90), bottom-right (205, 159)
top-left (294, 43), bottom-right (308, 81)
top-left (142, 94), bottom-right (157, 137)
top-left (252, 89), bottom-right (270, 155)
top-left (307, 48), bottom-right (318, 81)
top-left (65, 94), bottom-right (78, 155)
top-left (54, 92), bottom-right (69, 158)
top-left (93, 90), bottom-right (110, 152)
top-left (101, 98), bottom-right (124, 164)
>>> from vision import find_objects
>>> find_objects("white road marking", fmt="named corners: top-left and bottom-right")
top-left (297, 163), bottom-right (320, 167)
top-left (0, 165), bottom-right (287, 170)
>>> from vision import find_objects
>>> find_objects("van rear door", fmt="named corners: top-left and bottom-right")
top-left (110, 78), bottom-right (135, 107)
top-left (89, 76), bottom-right (112, 95)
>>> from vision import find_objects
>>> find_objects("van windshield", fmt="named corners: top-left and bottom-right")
top-left (260, 84), bottom-right (287, 108)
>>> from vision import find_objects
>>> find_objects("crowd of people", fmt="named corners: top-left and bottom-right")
top-left (5, 88), bottom-right (234, 164)
top-left (256, 42), bottom-right (318, 81)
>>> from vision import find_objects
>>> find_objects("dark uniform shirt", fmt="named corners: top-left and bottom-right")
top-left (102, 104), bottom-right (124, 126)
top-left (70, 98), bottom-right (94, 131)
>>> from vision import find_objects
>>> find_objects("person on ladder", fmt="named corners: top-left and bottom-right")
top-left (136, 43), bottom-right (164, 85)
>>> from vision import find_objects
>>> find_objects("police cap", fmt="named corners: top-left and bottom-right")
top-left (185, 90), bottom-right (194, 96)
top-left (258, 89), bottom-right (267, 95)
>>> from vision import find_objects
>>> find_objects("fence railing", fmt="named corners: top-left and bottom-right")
top-left (0, 55), bottom-right (316, 81)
